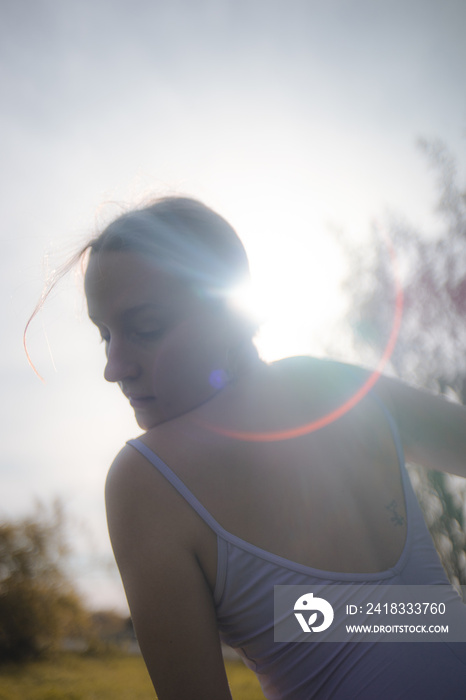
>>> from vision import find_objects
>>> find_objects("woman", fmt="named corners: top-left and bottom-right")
top-left (47, 198), bottom-right (466, 697)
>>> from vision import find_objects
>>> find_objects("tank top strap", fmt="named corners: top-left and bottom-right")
top-left (127, 438), bottom-right (225, 535)
top-left (368, 389), bottom-right (418, 509)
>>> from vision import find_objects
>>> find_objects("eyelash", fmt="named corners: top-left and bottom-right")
top-left (133, 330), bottom-right (162, 341)
top-left (99, 330), bottom-right (162, 344)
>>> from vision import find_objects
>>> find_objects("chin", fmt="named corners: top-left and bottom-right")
top-left (134, 406), bottom-right (172, 431)
top-left (133, 411), bottom-right (155, 431)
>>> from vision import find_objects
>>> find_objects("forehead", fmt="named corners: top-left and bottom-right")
top-left (85, 250), bottom-right (193, 319)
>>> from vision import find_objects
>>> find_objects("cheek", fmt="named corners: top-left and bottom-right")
top-left (149, 322), bottom-right (223, 399)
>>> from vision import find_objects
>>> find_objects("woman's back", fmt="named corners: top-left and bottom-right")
top-left (128, 356), bottom-right (466, 699)
top-left (139, 356), bottom-right (408, 580)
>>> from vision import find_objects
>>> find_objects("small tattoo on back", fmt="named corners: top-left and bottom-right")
top-left (386, 500), bottom-right (405, 527)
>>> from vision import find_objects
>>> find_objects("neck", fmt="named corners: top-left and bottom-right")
top-left (227, 339), bottom-right (264, 382)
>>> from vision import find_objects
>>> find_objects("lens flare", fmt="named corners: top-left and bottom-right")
top-left (202, 226), bottom-right (403, 442)
top-left (228, 281), bottom-right (268, 326)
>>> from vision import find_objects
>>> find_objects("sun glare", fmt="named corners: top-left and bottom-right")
top-left (229, 226), bottom-right (347, 362)
top-left (208, 158), bottom-right (354, 363)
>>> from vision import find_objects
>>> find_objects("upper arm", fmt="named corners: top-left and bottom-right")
top-left (375, 374), bottom-right (466, 477)
top-left (105, 446), bottom-right (232, 700)
top-left (319, 358), bottom-right (466, 477)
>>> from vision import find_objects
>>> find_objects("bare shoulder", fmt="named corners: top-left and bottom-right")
top-left (104, 443), bottom-right (231, 699)
top-left (271, 354), bottom-right (368, 382)
top-left (374, 374), bottom-right (466, 477)
top-left (105, 443), bottom-right (162, 520)
top-left (105, 443), bottom-right (140, 495)
top-left (270, 355), bottom-right (375, 403)
top-left (272, 356), bottom-right (466, 477)
top-left (105, 443), bottom-right (175, 565)
top-left (105, 440), bottom-right (196, 548)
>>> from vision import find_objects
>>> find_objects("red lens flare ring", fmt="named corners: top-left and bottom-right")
top-left (202, 224), bottom-right (404, 442)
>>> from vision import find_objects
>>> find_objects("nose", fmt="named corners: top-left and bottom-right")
top-left (103, 338), bottom-right (140, 383)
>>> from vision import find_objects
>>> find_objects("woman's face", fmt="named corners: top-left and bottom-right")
top-left (85, 250), bottom-right (233, 429)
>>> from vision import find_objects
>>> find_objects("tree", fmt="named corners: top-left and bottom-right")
top-left (0, 500), bottom-right (90, 662)
top-left (333, 139), bottom-right (466, 589)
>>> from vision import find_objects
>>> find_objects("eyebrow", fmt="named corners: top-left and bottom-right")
top-left (89, 303), bottom-right (165, 325)
top-left (121, 303), bottom-right (165, 319)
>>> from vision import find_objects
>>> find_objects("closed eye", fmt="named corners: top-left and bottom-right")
top-left (89, 318), bottom-right (109, 345)
top-left (94, 326), bottom-right (110, 344)
top-left (132, 329), bottom-right (163, 341)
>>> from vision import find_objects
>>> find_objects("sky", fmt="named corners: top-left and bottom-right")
top-left (2, 0), bottom-right (466, 612)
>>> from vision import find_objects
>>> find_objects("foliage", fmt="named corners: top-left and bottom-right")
top-left (334, 139), bottom-right (466, 588)
top-left (0, 653), bottom-right (265, 700)
top-left (84, 611), bottom-right (136, 656)
top-left (342, 138), bottom-right (466, 392)
top-left (0, 501), bottom-right (90, 662)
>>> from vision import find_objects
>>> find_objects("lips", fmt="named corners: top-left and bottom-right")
top-left (123, 393), bottom-right (156, 408)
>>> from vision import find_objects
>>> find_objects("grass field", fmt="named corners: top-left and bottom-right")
top-left (0, 653), bottom-right (265, 700)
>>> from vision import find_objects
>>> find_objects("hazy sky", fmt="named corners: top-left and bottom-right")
top-left (2, 0), bottom-right (465, 611)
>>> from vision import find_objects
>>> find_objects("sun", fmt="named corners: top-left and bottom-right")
top-left (229, 219), bottom-right (348, 362)
top-left (207, 159), bottom-right (352, 363)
